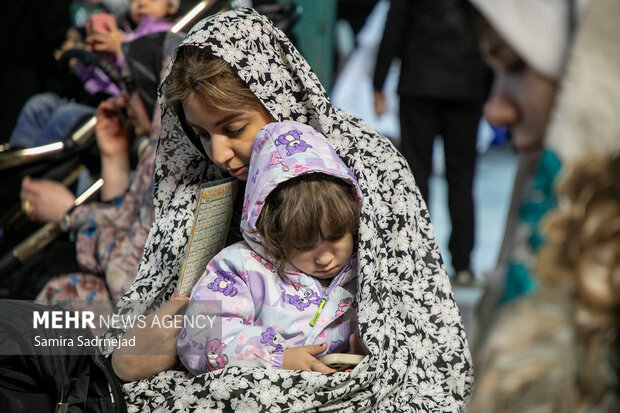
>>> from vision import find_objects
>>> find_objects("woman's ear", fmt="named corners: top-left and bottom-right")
top-left (176, 103), bottom-right (208, 158)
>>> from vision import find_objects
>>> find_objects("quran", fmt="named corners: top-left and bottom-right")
top-left (177, 178), bottom-right (238, 296)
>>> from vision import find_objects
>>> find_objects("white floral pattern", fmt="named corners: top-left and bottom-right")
top-left (101, 8), bottom-right (472, 412)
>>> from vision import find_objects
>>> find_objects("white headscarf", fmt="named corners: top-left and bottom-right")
top-left (469, 0), bottom-right (589, 80)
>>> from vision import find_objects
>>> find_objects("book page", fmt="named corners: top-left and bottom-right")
top-left (177, 178), bottom-right (239, 296)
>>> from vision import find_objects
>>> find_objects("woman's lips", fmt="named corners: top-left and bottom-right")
top-left (228, 166), bottom-right (247, 177)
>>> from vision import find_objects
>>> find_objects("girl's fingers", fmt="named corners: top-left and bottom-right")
top-left (93, 43), bottom-right (110, 52)
top-left (306, 342), bottom-right (327, 355)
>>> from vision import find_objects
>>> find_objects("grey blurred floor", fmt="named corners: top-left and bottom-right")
top-left (427, 140), bottom-right (518, 351)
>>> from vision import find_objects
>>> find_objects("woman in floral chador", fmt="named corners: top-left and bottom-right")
top-left (106, 8), bottom-right (472, 411)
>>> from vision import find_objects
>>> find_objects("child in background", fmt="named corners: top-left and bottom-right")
top-left (84, 0), bottom-right (181, 95)
top-left (9, 0), bottom-right (180, 149)
top-left (178, 120), bottom-right (362, 374)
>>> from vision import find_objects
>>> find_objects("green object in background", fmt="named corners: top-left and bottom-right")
top-left (279, 0), bottom-right (337, 91)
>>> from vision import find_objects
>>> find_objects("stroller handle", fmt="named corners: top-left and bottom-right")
top-left (0, 117), bottom-right (97, 170)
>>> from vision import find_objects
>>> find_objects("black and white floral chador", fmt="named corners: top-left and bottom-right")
top-left (102, 8), bottom-right (473, 412)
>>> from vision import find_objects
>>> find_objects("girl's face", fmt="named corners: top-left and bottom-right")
top-left (288, 233), bottom-right (354, 279)
top-left (130, 0), bottom-right (174, 25)
top-left (481, 25), bottom-right (558, 157)
top-left (182, 91), bottom-right (275, 181)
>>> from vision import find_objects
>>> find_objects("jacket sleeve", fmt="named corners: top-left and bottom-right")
top-left (68, 142), bottom-right (157, 301)
top-left (177, 246), bottom-right (287, 375)
top-left (372, 0), bottom-right (411, 91)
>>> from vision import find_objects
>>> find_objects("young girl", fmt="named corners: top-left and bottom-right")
top-left (178, 120), bottom-right (362, 374)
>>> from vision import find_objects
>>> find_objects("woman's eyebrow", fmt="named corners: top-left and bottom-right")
top-left (482, 36), bottom-right (522, 68)
top-left (186, 113), bottom-right (243, 130)
top-left (214, 113), bottom-right (243, 127)
top-left (185, 119), bottom-right (202, 130)
top-left (481, 36), bottom-right (502, 59)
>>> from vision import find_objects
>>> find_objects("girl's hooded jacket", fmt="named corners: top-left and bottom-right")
top-left (178, 121), bottom-right (362, 374)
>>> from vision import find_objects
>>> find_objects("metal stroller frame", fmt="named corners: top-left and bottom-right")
top-left (0, 0), bottom-right (229, 280)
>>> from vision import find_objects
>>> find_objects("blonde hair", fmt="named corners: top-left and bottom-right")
top-left (536, 154), bottom-right (620, 314)
top-left (163, 46), bottom-right (265, 115)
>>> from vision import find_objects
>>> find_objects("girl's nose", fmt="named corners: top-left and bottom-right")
top-left (315, 250), bottom-right (334, 266)
top-left (483, 77), bottom-right (519, 128)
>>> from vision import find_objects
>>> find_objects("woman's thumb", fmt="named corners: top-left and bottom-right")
top-left (161, 295), bottom-right (189, 315)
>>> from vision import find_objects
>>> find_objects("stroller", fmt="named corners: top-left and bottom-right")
top-left (0, 0), bottom-right (301, 297)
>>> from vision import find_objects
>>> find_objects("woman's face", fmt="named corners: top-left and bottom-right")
top-left (182, 91), bottom-right (275, 180)
top-left (121, 65), bottom-right (152, 137)
top-left (481, 25), bottom-right (559, 156)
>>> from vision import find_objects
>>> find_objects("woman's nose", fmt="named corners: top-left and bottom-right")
top-left (483, 78), bottom-right (519, 128)
top-left (210, 135), bottom-right (234, 166)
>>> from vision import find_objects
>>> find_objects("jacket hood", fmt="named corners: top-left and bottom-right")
top-left (241, 121), bottom-right (362, 261)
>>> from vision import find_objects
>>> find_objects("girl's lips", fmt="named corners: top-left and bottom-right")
top-left (228, 166), bottom-right (247, 177)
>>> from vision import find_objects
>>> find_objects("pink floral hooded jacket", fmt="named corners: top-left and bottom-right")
top-left (178, 121), bottom-right (363, 375)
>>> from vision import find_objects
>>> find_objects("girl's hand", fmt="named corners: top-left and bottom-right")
top-left (111, 296), bottom-right (190, 382)
top-left (282, 343), bottom-right (336, 373)
top-left (86, 18), bottom-right (123, 57)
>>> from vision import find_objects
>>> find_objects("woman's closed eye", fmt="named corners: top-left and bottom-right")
top-left (196, 130), bottom-right (211, 141)
top-left (226, 124), bottom-right (247, 136)
top-left (504, 56), bottom-right (526, 75)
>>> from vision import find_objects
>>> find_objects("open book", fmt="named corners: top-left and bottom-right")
top-left (177, 178), bottom-right (239, 297)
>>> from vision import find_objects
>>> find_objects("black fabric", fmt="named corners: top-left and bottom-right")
top-left (0, 237), bottom-right (82, 300)
top-left (0, 0), bottom-right (72, 142)
top-left (0, 300), bottom-right (126, 413)
top-left (399, 97), bottom-right (480, 271)
top-left (373, 0), bottom-right (489, 99)
top-left (122, 32), bottom-right (168, 119)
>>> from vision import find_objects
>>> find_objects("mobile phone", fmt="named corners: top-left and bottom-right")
top-left (89, 13), bottom-right (116, 33)
top-left (319, 353), bottom-right (365, 371)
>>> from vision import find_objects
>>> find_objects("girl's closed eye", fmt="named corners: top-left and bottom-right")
top-left (325, 232), bottom-right (347, 242)
top-left (291, 244), bottom-right (317, 254)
